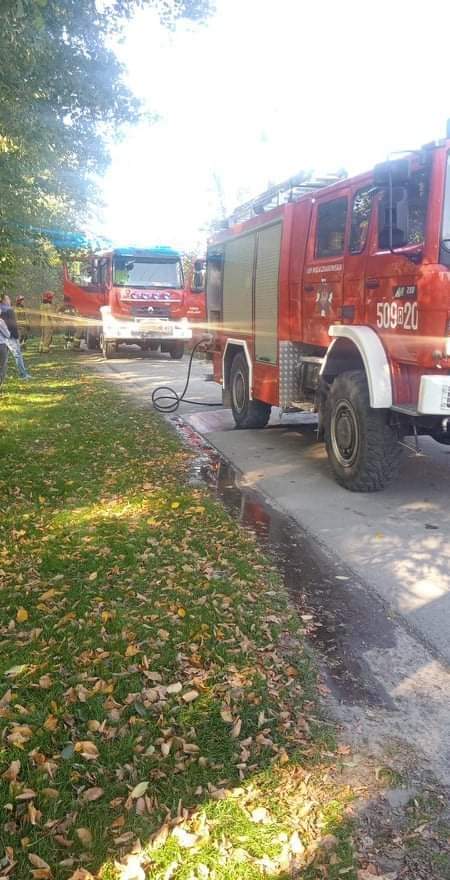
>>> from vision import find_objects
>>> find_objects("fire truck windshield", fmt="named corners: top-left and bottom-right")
top-left (441, 153), bottom-right (450, 262)
top-left (113, 257), bottom-right (182, 289)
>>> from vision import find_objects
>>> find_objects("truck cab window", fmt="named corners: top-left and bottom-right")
top-left (67, 260), bottom-right (97, 288)
top-left (349, 188), bottom-right (374, 254)
top-left (378, 165), bottom-right (430, 250)
top-left (440, 153), bottom-right (450, 266)
top-left (315, 197), bottom-right (348, 258)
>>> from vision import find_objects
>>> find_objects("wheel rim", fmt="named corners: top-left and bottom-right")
top-left (331, 398), bottom-right (359, 468)
top-left (232, 368), bottom-right (246, 413)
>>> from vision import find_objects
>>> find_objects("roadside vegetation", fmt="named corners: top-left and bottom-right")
top-left (0, 348), bottom-right (356, 879)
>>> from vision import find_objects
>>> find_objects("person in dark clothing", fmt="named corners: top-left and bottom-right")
top-left (0, 294), bottom-right (31, 379)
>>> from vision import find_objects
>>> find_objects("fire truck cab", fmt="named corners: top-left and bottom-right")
top-left (64, 246), bottom-right (193, 359)
top-left (207, 137), bottom-right (450, 490)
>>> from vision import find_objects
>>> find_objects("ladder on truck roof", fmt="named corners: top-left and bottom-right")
top-left (229, 172), bottom-right (345, 225)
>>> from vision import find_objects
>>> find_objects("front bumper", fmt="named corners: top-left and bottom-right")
top-left (100, 308), bottom-right (192, 342)
top-left (418, 375), bottom-right (450, 414)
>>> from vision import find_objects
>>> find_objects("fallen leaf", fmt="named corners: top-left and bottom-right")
top-left (5, 664), bottom-right (28, 678)
top-left (130, 781), bottom-right (149, 799)
top-left (231, 717), bottom-right (242, 739)
top-left (61, 744), bottom-right (75, 760)
top-left (171, 502), bottom-right (180, 509)
top-left (82, 787), bottom-right (104, 802)
top-left (172, 826), bottom-right (199, 848)
top-left (88, 572), bottom-right (98, 581)
top-left (29, 854), bottom-right (52, 877)
top-left (2, 760), bottom-right (21, 781)
top-left (220, 707), bottom-right (233, 723)
top-left (114, 854), bottom-right (146, 880)
top-left (76, 828), bottom-right (93, 848)
top-left (182, 690), bottom-right (199, 703)
top-left (40, 589), bottom-right (60, 602)
top-left (74, 741), bottom-right (99, 761)
top-left (166, 682), bottom-right (182, 695)
top-left (43, 715), bottom-right (58, 732)
top-left (15, 789), bottom-right (37, 800)
top-left (177, 607), bottom-right (186, 618)
top-left (250, 807), bottom-right (269, 823)
top-left (39, 675), bottom-right (52, 689)
top-left (67, 869), bottom-right (94, 880)
top-left (7, 724), bottom-right (33, 746)
top-left (16, 607), bottom-right (28, 623)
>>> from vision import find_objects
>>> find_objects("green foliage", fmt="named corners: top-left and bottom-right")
top-left (0, 0), bottom-right (213, 293)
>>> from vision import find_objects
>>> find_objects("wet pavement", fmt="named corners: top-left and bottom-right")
top-left (184, 432), bottom-right (398, 710)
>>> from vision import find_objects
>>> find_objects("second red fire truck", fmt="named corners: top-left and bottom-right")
top-left (207, 132), bottom-right (450, 491)
top-left (64, 246), bottom-right (205, 358)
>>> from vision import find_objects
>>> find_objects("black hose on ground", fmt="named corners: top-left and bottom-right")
top-left (151, 338), bottom-right (223, 414)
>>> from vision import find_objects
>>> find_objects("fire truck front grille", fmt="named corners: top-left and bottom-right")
top-left (131, 305), bottom-right (170, 318)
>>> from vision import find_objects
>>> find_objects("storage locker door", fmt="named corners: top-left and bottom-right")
top-left (254, 223), bottom-right (281, 364)
top-left (222, 234), bottom-right (255, 334)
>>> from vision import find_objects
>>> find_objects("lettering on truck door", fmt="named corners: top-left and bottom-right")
top-left (302, 194), bottom-right (348, 346)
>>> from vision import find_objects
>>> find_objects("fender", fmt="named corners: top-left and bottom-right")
top-left (222, 338), bottom-right (253, 399)
top-left (323, 325), bottom-right (392, 408)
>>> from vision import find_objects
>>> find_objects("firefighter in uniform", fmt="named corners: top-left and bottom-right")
top-left (15, 296), bottom-right (31, 347)
top-left (39, 291), bottom-right (55, 353)
top-left (59, 302), bottom-right (76, 349)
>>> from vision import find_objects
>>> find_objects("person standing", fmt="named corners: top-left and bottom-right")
top-left (0, 294), bottom-right (31, 379)
top-left (0, 313), bottom-right (10, 386)
top-left (15, 296), bottom-right (31, 347)
top-left (39, 290), bottom-right (54, 353)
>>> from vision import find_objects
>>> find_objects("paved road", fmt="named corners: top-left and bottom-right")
top-left (93, 348), bottom-right (450, 664)
top-left (90, 347), bottom-right (450, 780)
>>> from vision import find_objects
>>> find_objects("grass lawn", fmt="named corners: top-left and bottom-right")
top-left (0, 347), bottom-right (356, 880)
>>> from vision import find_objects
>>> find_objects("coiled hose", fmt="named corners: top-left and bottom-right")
top-left (151, 337), bottom-right (222, 414)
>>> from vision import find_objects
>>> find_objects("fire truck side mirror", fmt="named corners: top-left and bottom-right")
top-left (374, 158), bottom-right (411, 187)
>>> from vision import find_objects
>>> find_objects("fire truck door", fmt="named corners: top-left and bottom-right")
top-left (342, 185), bottom-right (376, 325)
top-left (302, 195), bottom-right (347, 347)
top-left (365, 189), bottom-right (422, 366)
top-left (64, 258), bottom-right (109, 319)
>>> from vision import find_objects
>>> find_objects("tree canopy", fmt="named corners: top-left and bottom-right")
top-left (0, 0), bottom-right (212, 294)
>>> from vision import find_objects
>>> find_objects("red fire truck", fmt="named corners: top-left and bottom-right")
top-left (207, 136), bottom-right (450, 491)
top-left (63, 246), bottom-right (205, 359)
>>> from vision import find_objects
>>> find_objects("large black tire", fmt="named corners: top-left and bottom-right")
top-left (86, 330), bottom-right (99, 351)
top-left (101, 335), bottom-right (115, 360)
top-left (169, 341), bottom-right (184, 360)
top-left (230, 352), bottom-right (271, 429)
top-left (325, 370), bottom-right (401, 491)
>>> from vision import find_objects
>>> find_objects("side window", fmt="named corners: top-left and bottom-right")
top-left (349, 188), bottom-right (375, 254)
top-left (67, 259), bottom-right (96, 287)
top-left (378, 165), bottom-right (430, 250)
top-left (315, 197), bottom-right (348, 258)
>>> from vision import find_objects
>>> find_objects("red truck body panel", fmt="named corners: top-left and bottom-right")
top-left (209, 142), bottom-right (450, 412)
